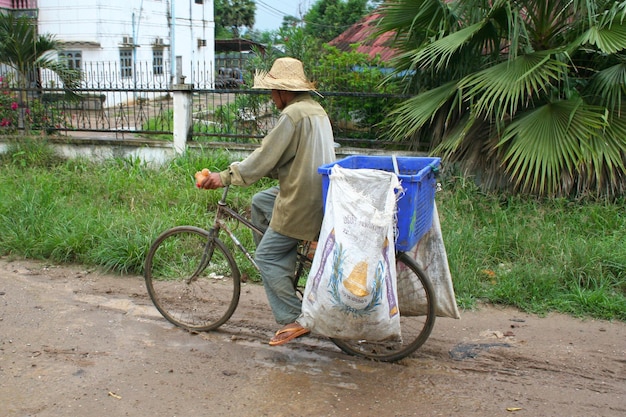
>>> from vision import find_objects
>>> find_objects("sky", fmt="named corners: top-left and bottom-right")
top-left (253, 0), bottom-right (312, 31)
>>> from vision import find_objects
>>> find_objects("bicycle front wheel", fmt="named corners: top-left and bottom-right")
top-left (330, 252), bottom-right (436, 362)
top-left (144, 226), bottom-right (241, 331)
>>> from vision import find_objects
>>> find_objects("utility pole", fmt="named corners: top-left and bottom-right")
top-left (170, 0), bottom-right (176, 86)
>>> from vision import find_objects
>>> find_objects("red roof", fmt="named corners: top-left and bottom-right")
top-left (328, 12), bottom-right (398, 62)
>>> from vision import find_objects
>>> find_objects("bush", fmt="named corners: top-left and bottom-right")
top-left (0, 76), bottom-right (19, 132)
top-left (0, 75), bottom-right (65, 133)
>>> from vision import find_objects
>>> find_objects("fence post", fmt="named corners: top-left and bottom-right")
top-left (172, 83), bottom-right (193, 154)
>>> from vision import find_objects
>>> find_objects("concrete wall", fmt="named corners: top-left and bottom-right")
top-left (0, 135), bottom-right (419, 167)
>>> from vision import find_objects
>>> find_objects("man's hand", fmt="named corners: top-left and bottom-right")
top-left (198, 172), bottom-right (224, 189)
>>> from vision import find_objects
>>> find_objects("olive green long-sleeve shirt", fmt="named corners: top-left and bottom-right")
top-left (219, 93), bottom-right (336, 241)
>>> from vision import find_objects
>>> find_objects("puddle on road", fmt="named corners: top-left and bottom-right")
top-left (449, 342), bottom-right (512, 360)
top-left (73, 289), bottom-right (460, 395)
top-left (75, 293), bottom-right (163, 320)
top-left (249, 351), bottom-right (465, 416)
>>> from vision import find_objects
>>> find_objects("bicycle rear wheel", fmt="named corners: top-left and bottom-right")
top-left (330, 252), bottom-right (436, 362)
top-left (144, 226), bottom-right (240, 331)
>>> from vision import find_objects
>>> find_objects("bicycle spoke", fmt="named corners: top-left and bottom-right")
top-left (144, 226), bottom-right (240, 331)
top-left (330, 252), bottom-right (435, 362)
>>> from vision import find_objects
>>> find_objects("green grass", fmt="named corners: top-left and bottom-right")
top-left (437, 176), bottom-right (626, 320)
top-left (1, 138), bottom-right (624, 321)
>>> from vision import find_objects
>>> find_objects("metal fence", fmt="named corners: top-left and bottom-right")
top-left (0, 65), bottom-right (419, 150)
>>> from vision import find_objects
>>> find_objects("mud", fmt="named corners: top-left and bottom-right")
top-left (1, 257), bottom-right (624, 416)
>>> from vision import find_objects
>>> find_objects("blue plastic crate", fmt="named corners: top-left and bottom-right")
top-left (318, 155), bottom-right (440, 251)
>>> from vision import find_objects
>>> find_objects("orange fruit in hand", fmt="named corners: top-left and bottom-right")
top-left (194, 168), bottom-right (211, 187)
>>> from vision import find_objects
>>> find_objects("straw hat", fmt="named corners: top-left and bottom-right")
top-left (252, 57), bottom-right (317, 92)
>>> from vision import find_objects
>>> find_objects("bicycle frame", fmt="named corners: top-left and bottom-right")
top-left (200, 186), bottom-right (312, 290)
top-left (204, 186), bottom-right (264, 274)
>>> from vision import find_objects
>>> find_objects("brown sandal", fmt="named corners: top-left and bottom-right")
top-left (269, 322), bottom-right (310, 346)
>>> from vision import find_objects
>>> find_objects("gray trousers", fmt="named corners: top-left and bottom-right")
top-left (251, 187), bottom-right (302, 325)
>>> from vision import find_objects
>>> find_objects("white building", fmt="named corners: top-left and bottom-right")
top-left (2, 0), bottom-right (215, 92)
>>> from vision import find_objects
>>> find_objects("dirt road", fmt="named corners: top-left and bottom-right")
top-left (1, 257), bottom-right (624, 417)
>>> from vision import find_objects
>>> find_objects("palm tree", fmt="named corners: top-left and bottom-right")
top-left (0, 13), bottom-right (81, 88)
top-left (378, 0), bottom-right (626, 197)
top-left (0, 13), bottom-right (79, 130)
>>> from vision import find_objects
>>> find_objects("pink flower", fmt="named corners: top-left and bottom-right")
top-left (11, 102), bottom-right (18, 110)
top-left (25, 108), bottom-right (30, 115)
top-left (1, 118), bottom-right (11, 126)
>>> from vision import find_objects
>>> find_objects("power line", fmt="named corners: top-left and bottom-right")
top-left (255, 1), bottom-right (291, 19)
top-left (255, 1), bottom-right (364, 30)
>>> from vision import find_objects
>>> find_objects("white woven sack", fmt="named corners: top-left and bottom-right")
top-left (298, 165), bottom-right (402, 341)
top-left (397, 203), bottom-right (461, 319)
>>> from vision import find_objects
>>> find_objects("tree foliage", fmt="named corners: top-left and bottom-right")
top-left (303, 0), bottom-right (375, 43)
top-left (215, 0), bottom-right (256, 38)
top-left (281, 15), bottom-right (301, 31)
top-left (245, 26), bottom-right (400, 139)
top-left (378, 0), bottom-right (626, 198)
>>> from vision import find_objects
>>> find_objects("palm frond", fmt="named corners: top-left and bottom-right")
top-left (499, 98), bottom-right (608, 195)
top-left (434, 113), bottom-right (510, 190)
top-left (409, 22), bottom-right (487, 72)
top-left (599, 0), bottom-right (626, 25)
top-left (41, 61), bottom-right (82, 92)
top-left (432, 112), bottom-right (480, 158)
top-left (460, 51), bottom-right (568, 120)
top-left (377, 0), bottom-right (453, 41)
top-left (585, 62), bottom-right (626, 115)
top-left (586, 111), bottom-right (626, 183)
top-left (0, 14), bottom-right (62, 86)
top-left (386, 81), bottom-right (459, 140)
top-left (579, 21), bottom-right (626, 54)
top-left (380, 0), bottom-right (459, 87)
top-left (571, 109), bottom-right (626, 196)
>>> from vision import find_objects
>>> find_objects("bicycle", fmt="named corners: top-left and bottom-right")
top-left (144, 185), bottom-right (436, 362)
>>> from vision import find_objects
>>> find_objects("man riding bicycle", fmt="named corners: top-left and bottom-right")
top-left (197, 57), bottom-right (336, 346)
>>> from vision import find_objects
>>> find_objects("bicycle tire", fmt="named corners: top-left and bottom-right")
top-left (330, 252), bottom-right (436, 362)
top-left (144, 226), bottom-right (241, 331)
